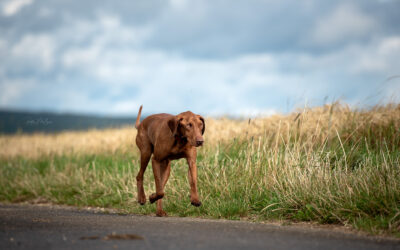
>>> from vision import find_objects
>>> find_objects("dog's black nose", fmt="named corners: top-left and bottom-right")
top-left (196, 139), bottom-right (204, 146)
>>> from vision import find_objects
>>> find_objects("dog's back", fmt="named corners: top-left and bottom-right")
top-left (136, 113), bottom-right (174, 149)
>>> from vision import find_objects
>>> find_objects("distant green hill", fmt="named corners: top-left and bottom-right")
top-left (0, 110), bottom-right (137, 134)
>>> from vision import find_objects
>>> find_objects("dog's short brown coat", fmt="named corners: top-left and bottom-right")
top-left (135, 106), bottom-right (205, 216)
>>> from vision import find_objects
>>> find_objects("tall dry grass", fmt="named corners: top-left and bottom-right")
top-left (0, 102), bottom-right (399, 236)
top-left (2, 102), bottom-right (398, 159)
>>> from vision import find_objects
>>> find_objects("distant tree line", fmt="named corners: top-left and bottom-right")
top-left (0, 110), bottom-right (137, 134)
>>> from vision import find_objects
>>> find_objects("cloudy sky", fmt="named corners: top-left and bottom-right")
top-left (0, 0), bottom-right (399, 116)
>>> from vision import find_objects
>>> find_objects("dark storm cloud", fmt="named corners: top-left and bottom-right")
top-left (2, 0), bottom-right (399, 57)
top-left (0, 0), bottom-right (166, 42)
top-left (144, 0), bottom-right (400, 57)
top-left (0, 0), bottom-right (399, 115)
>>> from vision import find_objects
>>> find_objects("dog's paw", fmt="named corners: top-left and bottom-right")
top-left (149, 192), bottom-right (164, 203)
top-left (156, 210), bottom-right (168, 217)
top-left (137, 196), bottom-right (146, 205)
top-left (191, 200), bottom-right (202, 207)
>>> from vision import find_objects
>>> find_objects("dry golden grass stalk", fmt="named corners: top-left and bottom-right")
top-left (1, 102), bottom-right (399, 160)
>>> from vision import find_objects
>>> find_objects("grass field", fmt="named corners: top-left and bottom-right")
top-left (1, 102), bottom-right (399, 237)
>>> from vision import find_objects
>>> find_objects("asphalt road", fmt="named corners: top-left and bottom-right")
top-left (0, 204), bottom-right (399, 250)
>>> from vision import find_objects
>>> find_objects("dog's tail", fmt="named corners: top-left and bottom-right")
top-left (135, 105), bottom-right (143, 129)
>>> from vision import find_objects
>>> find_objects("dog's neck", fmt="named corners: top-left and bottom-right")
top-left (174, 135), bottom-right (187, 146)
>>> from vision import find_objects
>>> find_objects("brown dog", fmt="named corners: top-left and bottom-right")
top-left (134, 105), bottom-right (205, 217)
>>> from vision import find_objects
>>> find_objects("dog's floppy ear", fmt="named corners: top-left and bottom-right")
top-left (167, 117), bottom-right (177, 136)
top-left (168, 116), bottom-right (183, 136)
top-left (198, 115), bottom-right (205, 135)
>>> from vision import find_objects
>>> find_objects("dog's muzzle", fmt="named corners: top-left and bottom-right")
top-left (196, 139), bottom-right (204, 147)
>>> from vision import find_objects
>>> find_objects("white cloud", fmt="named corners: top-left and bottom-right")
top-left (2, 0), bottom-right (33, 16)
top-left (383, 80), bottom-right (400, 103)
top-left (11, 34), bottom-right (56, 71)
top-left (61, 14), bottom-right (153, 84)
top-left (110, 100), bottom-right (142, 114)
top-left (0, 39), bottom-right (7, 71)
top-left (350, 36), bottom-right (400, 74)
top-left (228, 108), bottom-right (277, 118)
top-left (0, 79), bottom-right (35, 106)
top-left (169, 0), bottom-right (189, 10)
top-left (378, 36), bottom-right (400, 55)
top-left (52, 29), bottom-right (400, 115)
top-left (62, 46), bottom-right (101, 68)
top-left (311, 4), bottom-right (375, 46)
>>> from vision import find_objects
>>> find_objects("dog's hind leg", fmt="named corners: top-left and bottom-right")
top-left (136, 129), bottom-right (153, 205)
top-left (136, 150), bottom-right (151, 205)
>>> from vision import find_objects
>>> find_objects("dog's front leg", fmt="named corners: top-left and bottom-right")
top-left (155, 160), bottom-right (171, 217)
top-left (187, 151), bottom-right (201, 207)
top-left (149, 158), bottom-right (165, 203)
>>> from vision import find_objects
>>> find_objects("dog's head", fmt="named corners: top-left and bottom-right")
top-left (168, 111), bottom-right (205, 147)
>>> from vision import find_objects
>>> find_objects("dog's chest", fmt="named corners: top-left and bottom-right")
top-left (154, 138), bottom-right (188, 161)
top-left (168, 146), bottom-right (186, 160)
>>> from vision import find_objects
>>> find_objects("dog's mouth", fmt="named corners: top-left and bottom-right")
top-left (186, 137), bottom-right (204, 147)
top-left (189, 141), bottom-right (202, 147)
